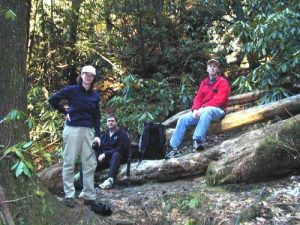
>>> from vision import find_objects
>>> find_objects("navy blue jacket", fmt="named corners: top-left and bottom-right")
top-left (96, 127), bottom-right (130, 158)
top-left (48, 84), bottom-right (101, 137)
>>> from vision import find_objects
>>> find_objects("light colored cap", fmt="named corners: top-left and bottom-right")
top-left (207, 59), bottom-right (220, 66)
top-left (81, 65), bottom-right (96, 75)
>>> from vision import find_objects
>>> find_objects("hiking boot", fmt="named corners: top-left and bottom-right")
top-left (84, 199), bottom-right (96, 206)
top-left (193, 140), bottom-right (204, 152)
top-left (99, 177), bottom-right (114, 190)
top-left (65, 197), bottom-right (75, 208)
top-left (165, 149), bottom-right (181, 159)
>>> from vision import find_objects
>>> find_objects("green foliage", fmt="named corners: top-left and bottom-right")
top-left (107, 74), bottom-right (174, 132)
top-left (0, 4), bottom-right (16, 21)
top-left (107, 74), bottom-right (195, 133)
top-left (4, 141), bottom-right (34, 177)
top-left (184, 219), bottom-right (196, 225)
top-left (179, 195), bottom-right (201, 210)
top-left (2, 106), bottom-right (53, 177)
top-left (28, 87), bottom-right (63, 144)
top-left (232, 4), bottom-right (300, 103)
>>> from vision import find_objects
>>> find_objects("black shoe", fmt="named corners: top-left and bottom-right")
top-left (65, 197), bottom-right (75, 208)
top-left (165, 149), bottom-right (181, 159)
top-left (193, 140), bottom-right (204, 152)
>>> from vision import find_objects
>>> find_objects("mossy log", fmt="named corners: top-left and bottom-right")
top-left (206, 114), bottom-right (300, 185)
top-left (163, 90), bottom-right (265, 127)
top-left (166, 94), bottom-right (300, 139)
top-left (39, 148), bottom-right (222, 192)
top-left (39, 115), bottom-right (300, 192)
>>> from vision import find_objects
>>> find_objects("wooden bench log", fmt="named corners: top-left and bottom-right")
top-left (166, 94), bottom-right (300, 139)
top-left (111, 114), bottom-right (300, 185)
top-left (38, 115), bottom-right (299, 192)
top-left (162, 90), bottom-right (265, 127)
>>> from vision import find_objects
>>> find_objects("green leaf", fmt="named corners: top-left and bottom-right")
top-left (23, 141), bottom-right (33, 149)
top-left (11, 161), bottom-right (20, 170)
top-left (5, 10), bottom-right (16, 21)
top-left (15, 161), bottom-right (25, 177)
top-left (35, 190), bottom-right (45, 198)
top-left (15, 149), bottom-right (26, 161)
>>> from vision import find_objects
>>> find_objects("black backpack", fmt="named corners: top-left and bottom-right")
top-left (138, 122), bottom-right (166, 161)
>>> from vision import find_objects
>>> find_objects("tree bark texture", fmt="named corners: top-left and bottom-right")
top-left (206, 114), bottom-right (300, 185)
top-left (0, 0), bottom-right (30, 147)
top-left (166, 94), bottom-right (300, 139)
top-left (0, 185), bottom-right (15, 225)
top-left (0, 2), bottom-right (95, 224)
top-left (66, 0), bottom-right (82, 85)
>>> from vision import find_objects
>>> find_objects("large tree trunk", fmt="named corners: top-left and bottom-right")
top-left (0, 2), bottom-right (104, 224)
top-left (166, 94), bottom-right (300, 139)
top-left (65, 0), bottom-right (83, 85)
top-left (0, 1), bottom-right (29, 146)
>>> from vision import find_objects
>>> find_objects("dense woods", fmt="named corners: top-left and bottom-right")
top-left (0, 0), bottom-right (299, 224)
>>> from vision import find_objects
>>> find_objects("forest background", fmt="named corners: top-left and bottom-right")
top-left (0, 1), bottom-right (299, 224)
top-left (24, 0), bottom-right (300, 169)
top-left (1, 0), bottom-right (300, 172)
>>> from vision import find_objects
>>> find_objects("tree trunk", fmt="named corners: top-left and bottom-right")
top-left (166, 94), bottom-right (300, 139)
top-left (0, 0), bottom-right (29, 147)
top-left (66, 0), bottom-right (82, 85)
top-left (231, 0), bottom-right (260, 69)
top-left (0, 2), bottom-right (103, 224)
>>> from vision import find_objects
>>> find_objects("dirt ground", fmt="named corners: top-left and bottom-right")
top-left (79, 174), bottom-right (300, 225)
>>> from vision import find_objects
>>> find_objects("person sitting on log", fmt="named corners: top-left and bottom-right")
top-left (165, 59), bottom-right (231, 159)
top-left (78, 114), bottom-right (130, 191)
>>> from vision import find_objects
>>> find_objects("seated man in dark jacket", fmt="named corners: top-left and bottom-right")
top-left (95, 114), bottom-right (130, 189)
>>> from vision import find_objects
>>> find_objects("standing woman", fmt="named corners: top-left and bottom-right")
top-left (49, 65), bottom-right (101, 208)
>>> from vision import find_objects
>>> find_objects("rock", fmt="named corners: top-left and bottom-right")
top-left (38, 161), bottom-right (63, 195)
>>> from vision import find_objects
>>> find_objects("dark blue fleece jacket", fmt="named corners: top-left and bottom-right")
top-left (48, 84), bottom-right (101, 137)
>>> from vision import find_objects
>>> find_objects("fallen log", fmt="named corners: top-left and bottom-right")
top-left (166, 94), bottom-right (300, 139)
top-left (163, 90), bottom-right (265, 127)
top-left (38, 115), bottom-right (300, 192)
top-left (206, 114), bottom-right (300, 185)
top-left (107, 114), bottom-right (300, 185)
top-left (96, 148), bottom-right (221, 185)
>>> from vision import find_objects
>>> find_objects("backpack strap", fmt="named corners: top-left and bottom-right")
top-left (138, 122), bottom-right (152, 162)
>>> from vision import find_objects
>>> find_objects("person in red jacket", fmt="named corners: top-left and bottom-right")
top-left (165, 59), bottom-right (231, 159)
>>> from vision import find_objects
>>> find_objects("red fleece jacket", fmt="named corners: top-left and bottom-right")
top-left (191, 75), bottom-right (231, 112)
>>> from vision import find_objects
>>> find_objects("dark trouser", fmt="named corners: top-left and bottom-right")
top-left (80, 152), bottom-right (123, 188)
top-left (97, 152), bottom-right (122, 179)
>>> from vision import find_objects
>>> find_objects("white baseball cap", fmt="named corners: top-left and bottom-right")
top-left (81, 65), bottom-right (96, 75)
top-left (207, 59), bottom-right (220, 66)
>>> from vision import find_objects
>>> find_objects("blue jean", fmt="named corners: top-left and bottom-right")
top-left (170, 106), bottom-right (225, 150)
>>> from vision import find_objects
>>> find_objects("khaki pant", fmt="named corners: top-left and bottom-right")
top-left (62, 125), bottom-right (97, 200)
